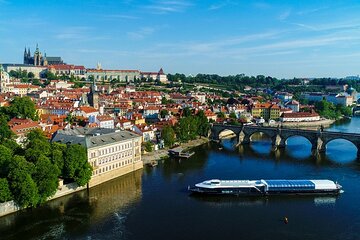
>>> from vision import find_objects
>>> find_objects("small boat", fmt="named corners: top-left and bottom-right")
top-left (188, 179), bottom-right (343, 196)
top-left (146, 161), bottom-right (158, 167)
top-left (169, 147), bottom-right (195, 158)
top-left (218, 147), bottom-right (223, 150)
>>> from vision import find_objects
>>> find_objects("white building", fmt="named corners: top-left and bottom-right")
top-left (285, 100), bottom-right (300, 112)
top-left (302, 92), bottom-right (353, 106)
top-left (140, 68), bottom-right (168, 83)
top-left (280, 112), bottom-right (320, 122)
top-left (52, 128), bottom-right (142, 187)
top-left (0, 65), bottom-right (10, 93)
top-left (3, 64), bottom-right (47, 79)
top-left (95, 115), bottom-right (114, 129)
top-left (132, 124), bottom-right (157, 142)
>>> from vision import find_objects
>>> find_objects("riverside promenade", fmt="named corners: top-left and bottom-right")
top-left (142, 138), bottom-right (209, 165)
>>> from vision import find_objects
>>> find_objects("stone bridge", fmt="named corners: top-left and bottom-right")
top-left (353, 105), bottom-right (360, 115)
top-left (211, 124), bottom-right (360, 157)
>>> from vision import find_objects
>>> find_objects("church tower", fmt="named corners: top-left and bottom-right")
top-left (43, 52), bottom-right (48, 66)
top-left (23, 47), bottom-right (31, 64)
top-left (23, 47), bottom-right (27, 64)
top-left (88, 78), bottom-right (99, 109)
top-left (0, 65), bottom-right (10, 93)
top-left (33, 44), bottom-right (43, 66)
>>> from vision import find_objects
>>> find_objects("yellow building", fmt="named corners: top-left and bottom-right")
top-left (252, 103), bottom-right (280, 120)
top-left (270, 104), bottom-right (280, 120)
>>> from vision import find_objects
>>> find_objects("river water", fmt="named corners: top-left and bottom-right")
top-left (1, 118), bottom-right (360, 240)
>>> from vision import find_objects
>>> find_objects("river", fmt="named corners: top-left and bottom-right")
top-left (1, 118), bottom-right (360, 240)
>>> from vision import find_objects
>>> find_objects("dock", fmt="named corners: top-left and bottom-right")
top-left (168, 147), bottom-right (195, 158)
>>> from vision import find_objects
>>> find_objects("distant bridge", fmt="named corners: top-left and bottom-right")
top-left (353, 105), bottom-right (360, 115)
top-left (211, 124), bottom-right (360, 157)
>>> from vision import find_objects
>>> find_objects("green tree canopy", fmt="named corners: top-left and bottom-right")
top-left (64, 144), bottom-right (92, 186)
top-left (25, 129), bottom-right (51, 162)
top-left (229, 112), bottom-right (237, 119)
top-left (0, 114), bottom-right (14, 141)
top-left (160, 109), bottom-right (169, 118)
top-left (8, 155), bottom-right (39, 207)
top-left (7, 96), bottom-right (38, 120)
top-left (143, 141), bottom-right (153, 152)
top-left (182, 107), bottom-right (192, 117)
top-left (0, 178), bottom-right (12, 203)
top-left (32, 155), bottom-right (59, 203)
top-left (217, 112), bottom-right (225, 118)
top-left (162, 126), bottom-right (175, 147)
top-left (0, 145), bottom-right (13, 177)
top-left (197, 110), bottom-right (210, 137)
top-left (50, 142), bottom-right (67, 175)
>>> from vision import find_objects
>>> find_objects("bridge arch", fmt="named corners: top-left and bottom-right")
top-left (241, 127), bottom-right (278, 145)
top-left (323, 138), bottom-right (358, 163)
top-left (284, 135), bottom-right (313, 158)
top-left (322, 137), bottom-right (358, 152)
top-left (211, 124), bottom-right (243, 144)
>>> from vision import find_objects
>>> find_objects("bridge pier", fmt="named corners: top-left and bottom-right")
top-left (314, 137), bottom-right (326, 152)
top-left (274, 135), bottom-right (286, 148)
top-left (239, 131), bottom-right (250, 145)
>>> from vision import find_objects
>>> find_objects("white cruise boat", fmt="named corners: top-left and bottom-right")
top-left (188, 179), bottom-right (343, 196)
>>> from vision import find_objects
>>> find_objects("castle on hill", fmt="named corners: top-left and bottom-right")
top-left (23, 44), bottom-right (63, 66)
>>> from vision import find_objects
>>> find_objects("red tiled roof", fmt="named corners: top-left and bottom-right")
top-left (79, 106), bottom-right (98, 114)
top-left (87, 69), bottom-right (140, 73)
top-left (281, 112), bottom-right (319, 118)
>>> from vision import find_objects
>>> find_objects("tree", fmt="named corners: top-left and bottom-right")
top-left (0, 178), bottom-right (12, 202)
top-left (160, 109), bottom-right (169, 118)
top-left (143, 141), bottom-right (153, 152)
top-left (7, 96), bottom-right (38, 120)
top-left (0, 145), bottom-right (13, 177)
top-left (64, 144), bottom-right (92, 186)
top-left (50, 142), bottom-right (66, 175)
top-left (0, 114), bottom-right (14, 141)
top-left (162, 126), bottom-right (175, 147)
top-left (182, 107), bottom-right (192, 117)
top-left (27, 72), bottom-right (35, 79)
top-left (175, 116), bottom-right (198, 142)
top-left (1, 139), bottom-right (21, 155)
top-left (197, 111), bottom-right (210, 137)
top-left (25, 129), bottom-right (51, 162)
top-left (32, 78), bottom-right (41, 86)
top-left (8, 155), bottom-right (39, 207)
top-left (32, 155), bottom-right (59, 203)
top-left (217, 112), bottom-right (225, 118)
top-left (45, 71), bottom-right (57, 80)
top-left (229, 112), bottom-right (237, 119)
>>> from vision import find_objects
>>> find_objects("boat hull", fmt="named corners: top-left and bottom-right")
top-left (188, 187), bottom-right (342, 196)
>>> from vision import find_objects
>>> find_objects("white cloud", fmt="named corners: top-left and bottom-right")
top-left (278, 9), bottom-right (291, 20)
top-left (127, 27), bottom-right (155, 40)
top-left (208, 1), bottom-right (238, 11)
top-left (144, 0), bottom-right (192, 14)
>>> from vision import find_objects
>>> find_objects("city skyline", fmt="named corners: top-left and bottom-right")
top-left (1, 0), bottom-right (360, 78)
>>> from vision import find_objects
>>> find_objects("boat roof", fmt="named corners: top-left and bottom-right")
top-left (264, 180), bottom-right (315, 188)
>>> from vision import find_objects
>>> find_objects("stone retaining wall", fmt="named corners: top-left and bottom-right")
top-left (0, 182), bottom-right (87, 218)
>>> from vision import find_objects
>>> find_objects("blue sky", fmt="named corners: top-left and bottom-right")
top-left (1, 0), bottom-right (360, 78)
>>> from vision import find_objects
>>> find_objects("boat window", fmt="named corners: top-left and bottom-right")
top-left (211, 180), bottom-right (220, 184)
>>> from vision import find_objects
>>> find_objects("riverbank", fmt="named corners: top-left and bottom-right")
top-left (142, 137), bottom-right (210, 165)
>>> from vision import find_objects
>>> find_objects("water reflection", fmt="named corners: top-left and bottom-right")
top-left (190, 194), bottom-right (339, 208)
top-left (0, 170), bottom-right (142, 240)
top-left (285, 136), bottom-right (312, 159)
